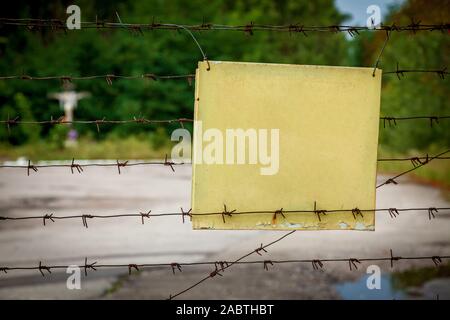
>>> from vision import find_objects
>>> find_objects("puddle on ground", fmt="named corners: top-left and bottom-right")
top-left (335, 274), bottom-right (406, 300)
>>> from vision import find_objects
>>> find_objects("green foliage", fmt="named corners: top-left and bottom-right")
top-left (0, 0), bottom-right (349, 150)
top-left (48, 125), bottom-right (69, 149)
top-left (0, 0), bottom-right (447, 169)
top-left (0, 92), bottom-right (41, 144)
top-left (354, 0), bottom-right (449, 153)
top-left (391, 263), bottom-right (450, 290)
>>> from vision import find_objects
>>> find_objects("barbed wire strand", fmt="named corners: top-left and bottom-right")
top-left (1, 115), bottom-right (449, 132)
top-left (1, 207), bottom-right (448, 228)
top-left (377, 155), bottom-right (450, 162)
top-left (376, 149), bottom-right (450, 188)
top-left (0, 67), bottom-right (447, 83)
top-left (1, 150), bottom-right (449, 175)
top-left (0, 157), bottom-right (183, 174)
top-left (384, 63), bottom-right (448, 80)
top-left (0, 18), bottom-right (448, 34)
top-left (372, 30), bottom-right (391, 77)
top-left (0, 116), bottom-right (194, 134)
top-left (1, 252), bottom-right (448, 276)
top-left (0, 152), bottom-right (448, 172)
top-left (380, 116), bottom-right (450, 128)
top-left (0, 73), bottom-right (196, 85)
top-left (168, 229), bottom-right (297, 299)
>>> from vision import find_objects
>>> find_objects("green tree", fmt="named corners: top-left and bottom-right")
top-left (358, 0), bottom-right (449, 152)
top-left (0, 0), bottom-right (350, 148)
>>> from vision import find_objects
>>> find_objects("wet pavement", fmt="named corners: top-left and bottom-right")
top-left (0, 163), bottom-right (449, 299)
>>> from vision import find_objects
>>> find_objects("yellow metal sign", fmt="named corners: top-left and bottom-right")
top-left (191, 61), bottom-right (381, 230)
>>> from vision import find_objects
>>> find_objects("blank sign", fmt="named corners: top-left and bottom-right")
top-left (191, 61), bottom-right (381, 230)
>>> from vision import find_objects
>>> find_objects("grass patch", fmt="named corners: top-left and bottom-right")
top-left (102, 270), bottom-right (141, 297)
top-left (377, 145), bottom-right (450, 191)
top-left (391, 263), bottom-right (450, 291)
top-left (0, 135), bottom-right (173, 161)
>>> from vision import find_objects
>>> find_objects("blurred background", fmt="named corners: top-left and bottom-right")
top-left (0, 0), bottom-right (449, 300)
top-left (0, 0), bottom-right (448, 185)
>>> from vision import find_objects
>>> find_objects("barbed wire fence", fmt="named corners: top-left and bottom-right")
top-left (2, 252), bottom-right (448, 277)
top-left (0, 17), bottom-right (449, 299)
top-left (0, 66), bottom-right (447, 84)
top-left (0, 151), bottom-right (448, 175)
top-left (1, 206), bottom-right (449, 227)
top-left (0, 18), bottom-right (448, 34)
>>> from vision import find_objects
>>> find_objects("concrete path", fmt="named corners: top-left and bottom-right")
top-left (0, 163), bottom-right (448, 299)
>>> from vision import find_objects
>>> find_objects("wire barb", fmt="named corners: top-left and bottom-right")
top-left (81, 214), bottom-right (93, 228)
top-left (352, 207), bottom-right (364, 219)
top-left (38, 261), bottom-right (51, 277)
top-left (171, 263), bottom-right (182, 274)
top-left (43, 213), bottom-right (55, 226)
top-left (255, 243), bottom-right (268, 256)
top-left (314, 201), bottom-right (327, 222)
top-left (70, 158), bottom-right (83, 174)
top-left (181, 207), bottom-right (192, 224)
top-left (128, 264), bottom-right (139, 275)
top-left (83, 258), bottom-right (97, 276)
top-left (221, 204), bottom-right (236, 223)
top-left (388, 208), bottom-right (399, 219)
top-left (116, 160), bottom-right (128, 174)
top-left (431, 256), bottom-right (442, 266)
top-left (390, 249), bottom-right (401, 268)
top-left (164, 154), bottom-right (175, 172)
top-left (272, 208), bottom-right (285, 223)
top-left (348, 258), bottom-right (361, 271)
top-left (27, 160), bottom-right (38, 176)
top-left (428, 207), bottom-right (438, 220)
top-left (312, 259), bottom-right (324, 270)
top-left (139, 210), bottom-right (151, 224)
top-left (263, 260), bottom-right (274, 271)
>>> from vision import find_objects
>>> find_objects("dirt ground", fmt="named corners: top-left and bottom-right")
top-left (0, 163), bottom-right (449, 299)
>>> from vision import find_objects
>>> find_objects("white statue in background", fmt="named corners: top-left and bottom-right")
top-left (48, 84), bottom-right (90, 124)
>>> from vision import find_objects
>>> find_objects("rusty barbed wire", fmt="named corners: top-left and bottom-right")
top-left (168, 231), bottom-right (450, 299)
top-left (0, 18), bottom-right (448, 35)
top-left (376, 149), bottom-right (450, 188)
top-left (383, 63), bottom-right (449, 80)
top-left (0, 116), bottom-right (194, 133)
top-left (1, 115), bottom-right (448, 133)
top-left (1, 207), bottom-right (448, 228)
top-left (0, 157), bottom-right (184, 175)
top-left (168, 230), bottom-right (297, 299)
top-left (0, 73), bottom-right (195, 84)
top-left (0, 67), bottom-right (447, 84)
top-left (380, 116), bottom-right (450, 128)
top-left (1, 251), bottom-right (448, 276)
top-left (0, 151), bottom-right (448, 175)
top-left (372, 30), bottom-right (391, 77)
